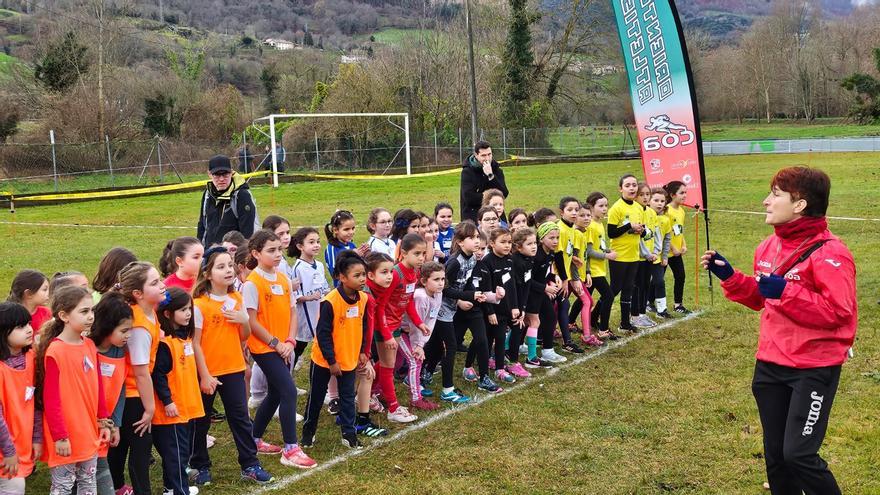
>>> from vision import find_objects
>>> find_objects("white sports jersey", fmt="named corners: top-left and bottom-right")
top-left (367, 235), bottom-right (396, 257)
top-left (291, 258), bottom-right (330, 341)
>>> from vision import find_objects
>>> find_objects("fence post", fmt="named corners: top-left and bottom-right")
top-left (105, 135), bottom-right (114, 187)
top-left (459, 128), bottom-right (463, 164)
top-left (314, 131), bottom-right (320, 171)
top-left (242, 131), bottom-right (247, 172)
top-left (434, 127), bottom-right (439, 166)
top-left (502, 128), bottom-right (507, 158)
top-left (522, 128), bottom-right (526, 157)
top-left (49, 130), bottom-right (58, 192)
top-left (156, 135), bottom-right (163, 182)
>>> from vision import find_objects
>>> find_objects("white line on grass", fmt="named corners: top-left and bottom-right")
top-left (713, 209), bottom-right (880, 222)
top-left (250, 311), bottom-right (703, 494)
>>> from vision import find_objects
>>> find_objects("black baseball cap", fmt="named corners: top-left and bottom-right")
top-left (208, 155), bottom-right (232, 174)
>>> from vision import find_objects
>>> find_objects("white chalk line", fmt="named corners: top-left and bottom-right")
top-left (713, 209), bottom-right (880, 222)
top-left (250, 311), bottom-right (704, 494)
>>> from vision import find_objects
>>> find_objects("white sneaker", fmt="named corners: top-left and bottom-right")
top-left (541, 349), bottom-right (567, 364)
top-left (163, 487), bottom-right (199, 495)
top-left (272, 408), bottom-right (304, 422)
top-left (248, 397), bottom-right (262, 409)
top-left (296, 387), bottom-right (307, 396)
top-left (519, 344), bottom-right (528, 355)
top-left (206, 434), bottom-right (215, 449)
top-left (387, 406), bottom-right (418, 423)
top-left (294, 358), bottom-right (304, 371)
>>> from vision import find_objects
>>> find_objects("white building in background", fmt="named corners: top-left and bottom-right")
top-left (263, 38), bottom-right (296, 50)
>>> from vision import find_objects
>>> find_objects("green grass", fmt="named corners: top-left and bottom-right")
top-left (4, 34), bottom-right (28, 43)
top-left (368, 28), bottom-right (433, 45)
top-left (700, 119), bottom-right (880, 140)
top-left (9, 153), bottom-right (880, 494)
top-left (0, 52), bottom-right (22, 76)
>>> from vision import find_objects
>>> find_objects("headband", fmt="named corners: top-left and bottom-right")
top-left (201, 246), bottom-right (229, 270)
top-left (536, 221), bottom-right (559, 240)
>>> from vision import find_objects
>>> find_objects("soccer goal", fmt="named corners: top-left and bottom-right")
top-left (252, 112), bottom-right (412, 187)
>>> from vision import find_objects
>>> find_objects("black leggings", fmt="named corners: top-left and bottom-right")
top-left (587, 276), bottom-right (613, 331)
top-left (609, 260), bottom-right (640, 328)
top-left (108, 397), bottom-right (153, 494)
top-left (555, 295), bottom-right (572, 343)
top-left (632, 261), bottom-right (652, 316)
top-left (190, 371), bottom-right (258, 472)
top-left (506, 320), bottom-right (525, 363)
top-left (459, 312), bottom-right (489, 377)
top-left (424, 319), bottom-right (457, 389)
top-left (651, 263), bottom-right (666, 301)
top-left (478, 314), bottom-right (508, 370)
top-left (251, 352), bottom-right (299, 444)
top-left (667, 255), bottom-right (685, 305)
top-left (536, 295), bottom-right (557, 350)
top-left (752, 360), bottom-right (842, 495)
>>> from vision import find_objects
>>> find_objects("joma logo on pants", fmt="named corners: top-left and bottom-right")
top-left (802, 391), bottom-right (824, 436)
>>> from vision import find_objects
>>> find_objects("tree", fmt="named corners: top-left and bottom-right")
top-left (304, 29), bottom-right (314, 47)
top-left (501, 0), bottom-right (537, 126)
top-left (0, 102), bottom-right (19, 142)
top-left (34, 32), bottom-right (89, 92)
top-left (260, 65), bottom-right (280, 112)
top-left (143, 93), bottom-right (182, 137)
top-left (841, 48), bottom-right (880, 123)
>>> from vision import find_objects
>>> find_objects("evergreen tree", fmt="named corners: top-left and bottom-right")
top-left (501, 0), bottom-right (537, 127)
top-left (34, 32), bottom-right (89, 92)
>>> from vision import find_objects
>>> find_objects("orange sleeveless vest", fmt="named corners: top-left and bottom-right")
top-left (0, 351), bottom-right (36, 477)
top-left (152, 336), bottom-right (205, 425)
top-left (245, 270), bottom-right (292, 355)
top-left (310, 289), bottom-right (367, 372)
top-left (97, 349), bottom-right (127, 457)
top-left (42, 339), bottom-right (101, 467)
top-left (194, 293), bottom-right (247, 376)
top-left (125, 304), bottom-right (161, 398)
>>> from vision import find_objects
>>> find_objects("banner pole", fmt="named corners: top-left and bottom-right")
top-left (694, 210), bottom-right (700, 307)
top-left (704, 209), bottom-right (714, 305)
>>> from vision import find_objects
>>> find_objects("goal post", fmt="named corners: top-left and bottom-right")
top-left (253, 112), bottom-right (412, 188)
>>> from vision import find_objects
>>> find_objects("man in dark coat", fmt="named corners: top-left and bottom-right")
top-left (459, 140), bottom-right (509, 222)
top-left (197, 155), bottom-right (260, 246)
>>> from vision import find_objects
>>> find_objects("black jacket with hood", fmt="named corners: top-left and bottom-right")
top-left (459, 155), bottom-right (509, 222)
top-left (197, 173), bottom-right (259, 246)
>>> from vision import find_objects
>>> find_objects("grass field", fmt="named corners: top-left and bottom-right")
top-left (6, 153), bottom-right (879, 494)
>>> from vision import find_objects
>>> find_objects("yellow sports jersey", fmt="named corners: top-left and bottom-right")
top-left (587, 220), bottom-right (608, 278)
top-left (608, 198), bottom-right (644, 262)
top-left (667, 204), bottom-right (686, 252)
top-left (643, 206), bottom-right (657, 255)
top-left (574, 228), bottom-right (588, 280)
top-left (654, 213), bottom-right (672, 265)
top-left (556, 220), bottom-right (578, 279)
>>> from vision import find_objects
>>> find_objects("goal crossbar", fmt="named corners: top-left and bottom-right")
top-left (254, 113), bottom-right (411, 186)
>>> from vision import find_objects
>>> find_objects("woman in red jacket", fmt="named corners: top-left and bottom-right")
top-left (702, 166), bottom-right (856, 495)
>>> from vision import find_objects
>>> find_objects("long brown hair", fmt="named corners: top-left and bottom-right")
top-left (192, 248), bottom-right (235, 299)
top-left (92, 247), bottom-right (137, 295)
top-left (35, 286), bottom-right (92, 410)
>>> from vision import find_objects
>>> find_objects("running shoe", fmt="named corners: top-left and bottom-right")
top-left (191, 468), bottom-right (212, 486)
top-left (656, 310), bottom-right (673, 319)
top-left (495, 369), bottom-right (516, 384)
top-left (341, 433), bottom-right (364, 449)
top-left (280, 445), bottom-right (317, 469)
top-left (519, 344), bottom-right (528, 355)
top-left (561, 342), bottom-right (584, 354)
top-left (420, 386), bottom-right (433, 397)
top-left (674, 305), bottom-right (692, 315)
top-left (541, 349), bottom-right (568, 363)
top-left (618, 325), bottom-right (638, 334)
top-left (580, 334), bottom-right (604, 347)
top-left (462, 367), bottom-right (478, 382)
top-left (255, 439), bottom-right (282, 455)
top-left (356, 420), bottom-right (388, 437)
top-left (296, 387), bottom-right (307, 396)
top-left (369, 394), bottom-right (385, 413)
top-left (241, 465), bottom-right (274, 484)
top-left (505, 362), bottom-right (531, 378)
top-left (411, 398), bottom-right (440, 411)
top-left (300, 431), bottom-right (315, 448)
top-left (646, 302), bottom-right (656, 313)
top-left (115, 486), bottom-right (134, 495)
top-left (477, 375), bottom-right (502, 393)
top-left (210, 411), bottom-right (225, 423)
top-left (163, 487), bottom-right (198, 495)
top-left (206, 435), bottom-right (215, 449)
top-left (420, 368), bottom-right (433, 385)
top-left (524, 357), bottom-right (553, 369)
top-left (439, 388), bottom-right (471, 404)
top-left (327, 398), bottom-right (339, 415)
top-left (488, 357), bottom-right (496, 370)
top-left (387, 406), bottom-right (418, 423)
top-left (247, 397), bottom-right (262, 409)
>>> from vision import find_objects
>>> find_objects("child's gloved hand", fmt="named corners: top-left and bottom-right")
top-left (758, 274), bottom-right (787, 299)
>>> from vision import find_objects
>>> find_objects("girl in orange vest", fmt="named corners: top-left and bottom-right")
top-left (36, 286), bottom-right (113, 494)
top-left (0, 302), bottom-right (41, 495)
top-left (301, 251), bottom-right (371, 449)
top-left (107, 261), bottom-right (165, 495)
top-left (153, 287), bottom-right (205, 495)
top-left (190, 246), bottom-right (274, 485)
top-left (88, 292), bottom-right (133, 495)
top-left (242, 230), bottom-right (317, 469)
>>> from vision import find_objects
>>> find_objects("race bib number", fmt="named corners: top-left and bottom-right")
top-left (25, 386), bottom-right (35, 402)
top-left (100, 362), bottom-right (116, 378)
top-left (429, 307), bottom-right (439, 318)
top-left (313, 273), bottom-right (325, 285)
top-left (566, 240), bottom-right (573, 256)
top-left (443, 240), bottom-right (452, 249)
top-left (83, 356), bottom-right (95, 373)
top-left (184, 342), bottom-right (194, 356)
top-left (222, 298), bottom-right (237, 312)
top-left (270, 284), bottom-right (284, 295)
top-left (346, 306), bottom-right (359, 319)
top-left (405, 283), bottom-right (416, 294)
top-left (673, 224), bottom-right (683, 236)
top-left (501, 272), bottom-right (511, 284)
top-left (471, 277), bottom-right (481, 288)
top-left (600, 237), bottom-right (607, 251)
top-left (622, 216), bottom-right (631, 227)
top-left (524, 271), bottom-right (532, 282)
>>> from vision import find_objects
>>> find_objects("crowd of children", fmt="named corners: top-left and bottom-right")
top-left (0, 175), bottom-right (693, 494)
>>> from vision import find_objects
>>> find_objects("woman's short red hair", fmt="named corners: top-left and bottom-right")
top-left (770, 167), bottom-right (830, 217)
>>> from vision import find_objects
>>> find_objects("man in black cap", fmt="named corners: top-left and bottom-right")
top-left (197, 155), bottom-right (260, 246)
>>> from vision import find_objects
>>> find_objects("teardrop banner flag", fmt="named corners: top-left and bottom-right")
top-left (611, 0), bottom-right (708, 211)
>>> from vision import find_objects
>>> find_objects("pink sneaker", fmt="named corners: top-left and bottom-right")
top-left (488, 357), bottom-right (496, 370)
top-left (280, 445), bottom-right (317, 469)
top-left (369, 394), bottom-right (385, 413)
top-left (410, 398), bottom-right (440, 411)
top-left (581, 334), bottom-right (604, 347)
top-left (505, 362), bottom-right (531, 378)
top-left (115, 486), bottom-right (134, 495)
top-left (255, 439), bottom-right (282, 455)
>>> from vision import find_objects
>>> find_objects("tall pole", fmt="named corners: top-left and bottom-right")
top-left (465, 0), bottom-right (479, 146)
top-left (269, 115), bottom-right (279, 187)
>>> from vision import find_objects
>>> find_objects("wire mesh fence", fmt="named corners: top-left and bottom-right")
top-left (0, 125), bottom-right (640, 195)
